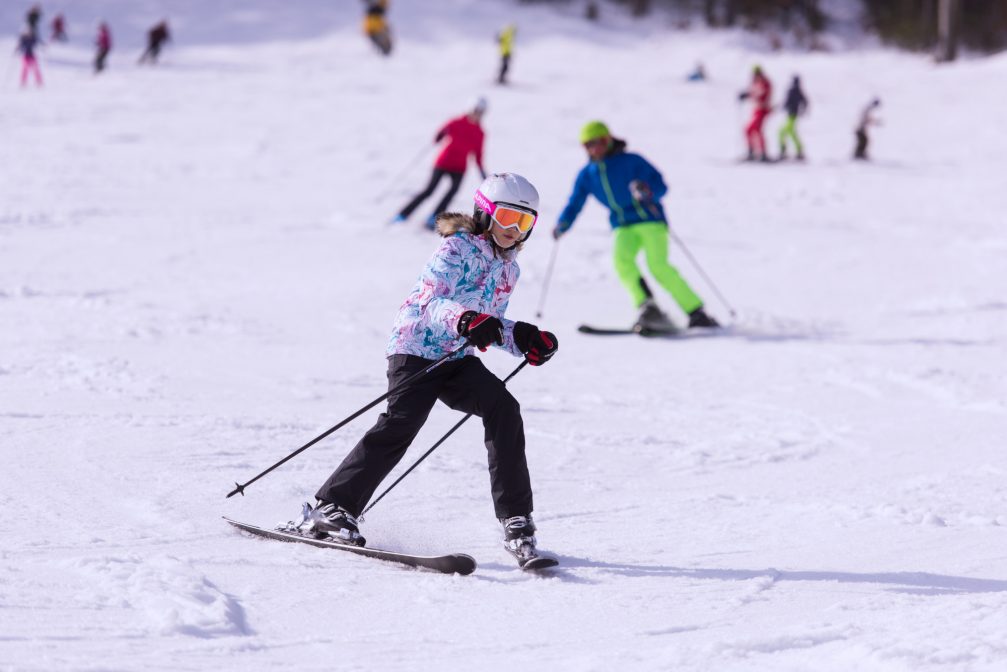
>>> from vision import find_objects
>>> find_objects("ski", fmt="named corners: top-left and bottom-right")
top-left (578, 324), bottom-right (679, 337)
top-left (503, 545), bottom-right (559, 571)
top-left (520, 555), bottom-right (560, 571)
top-left (224, 517), bottom-right (477, 576)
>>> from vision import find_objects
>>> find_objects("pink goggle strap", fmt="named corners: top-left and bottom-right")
top-left (474, 189), bottom-right (497, 216)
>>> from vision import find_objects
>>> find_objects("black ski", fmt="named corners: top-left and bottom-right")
top-left (224, 517), bottom-right (477, 575)
top-left (578, 324), bottom-right (679, 337)
top-left (503, 543), bottom-right (559, 571)
top-left (519, 555), bottom-right (559, 571)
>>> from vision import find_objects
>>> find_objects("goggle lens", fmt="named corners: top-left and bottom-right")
top-left (492, 206), bottom-right (537, 233)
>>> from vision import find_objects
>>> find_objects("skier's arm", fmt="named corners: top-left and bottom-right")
top-left (636, 156), bottom-right (668, 201)
top-left (418, 238), bottom-right (472, 336)
top-left (434, 121), bottom-right (449, 143)
top-left (555, 168), bottom-right (590, 237)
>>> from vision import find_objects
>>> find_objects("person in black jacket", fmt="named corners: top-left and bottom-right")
top-left (854, 98), bottom-right (881, 160)
top-left (138, 20), bottom-right (171, 64)
top-left (778, 76), bottom-right (808, 161)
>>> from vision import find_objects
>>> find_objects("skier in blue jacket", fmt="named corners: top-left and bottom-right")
top-left (554, 121), bottom-right (718, 330)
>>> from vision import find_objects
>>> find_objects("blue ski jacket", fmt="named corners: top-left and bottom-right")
top-left (557, 140), bottom-right (668, 234)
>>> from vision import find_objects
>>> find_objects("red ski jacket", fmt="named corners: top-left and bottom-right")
top-left (748, 75), bottom-right (772, 112)
top-left (433, 115), bottom-right (485, 174)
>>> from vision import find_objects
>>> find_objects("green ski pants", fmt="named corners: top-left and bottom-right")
top-left (612, 222), bottom-right (703, 313)
top-left (779, 114), bottom-right (803, 154)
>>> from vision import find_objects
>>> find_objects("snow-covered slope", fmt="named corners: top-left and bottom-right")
top-left (2, 1), bottom-right (1006, 670)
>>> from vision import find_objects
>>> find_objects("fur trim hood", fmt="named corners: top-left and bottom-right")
top-left (436, 212), bottom-right (478, 237)
top-left (435, 212), bottom-right (522, 256)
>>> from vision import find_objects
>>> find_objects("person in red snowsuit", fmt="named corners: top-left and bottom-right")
top-left (396, 99), bottom-right (488, 230)
top-left (738, 66), bottom-right (773, 162)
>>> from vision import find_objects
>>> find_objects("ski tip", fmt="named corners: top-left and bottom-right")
top-left (451, 554), bottom-right (478, 576)
top-left (521, 556), bottom-right (559, 571)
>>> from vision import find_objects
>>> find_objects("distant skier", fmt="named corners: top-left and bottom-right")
top-left (553, 121), bottom-right (719, 331)
top-left (853, 98), bottom-right (881, 160)
top-left (363, 0), bottom-right (392, 56)
top-left (393, 99), bottom-right (488, 230)
top-left (138, 20), bottom-right (170, 65)
top-left (497, 23), bottom-right (516, 84)
top-left (686, 62), bottom-right (706, 82)
top-left (778, 75), bottom-right (808, 161)
top-left (16, 30), bottom-right (43, 88)
top-left (50, 13), bottom-right (67, 42)
top-left (95, 22), bottom-right (112, 74)
top-left (25, 4), bottom-right (42, 39)
top-left (738, 65), bottom-right (773, 162)
top-left (304, 173), bottom-right (558, 566)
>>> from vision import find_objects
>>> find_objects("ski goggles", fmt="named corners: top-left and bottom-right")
top-left (475, 190), bottom-right (538, 233)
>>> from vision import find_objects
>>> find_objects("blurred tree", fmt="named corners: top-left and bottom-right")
top-left (863, 0), bottom-right (1005, 56)
top-left (523, 0), bottom-right (1005, 55)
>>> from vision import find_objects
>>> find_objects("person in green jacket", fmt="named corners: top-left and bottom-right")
top-left (554, 121), bottom-right (719, 331)
top-left (497, 23), bottom-right (516, 85)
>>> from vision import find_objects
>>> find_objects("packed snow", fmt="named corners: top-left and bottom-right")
top-left (2, 1), bottom-right (1006, 670)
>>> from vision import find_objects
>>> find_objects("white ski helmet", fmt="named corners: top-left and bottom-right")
top-left (473, 172), bottom-right (540, 240)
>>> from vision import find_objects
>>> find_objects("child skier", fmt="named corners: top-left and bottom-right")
top-left (305, 173), bottom-right (558, 564)
top-left (778, 75), bottom-right (808, 160)
top-left (738, 65), bottom-right (773, 162)
top-left (394, 99), bottom-right (488, 230)
top-left (554, 121), bottom-right (719, 331)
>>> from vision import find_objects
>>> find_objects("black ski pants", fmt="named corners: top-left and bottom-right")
top-left (498, 54), bottom-right (511, 84)
top-left (399, 168), bottom-right (464, 219)
top-left (854, 129), bottom-right (869, 159)
top-left (316, 354), bottom-right (533, 519)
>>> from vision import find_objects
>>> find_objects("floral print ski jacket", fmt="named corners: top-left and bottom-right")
top-left (386, 214), bottom-right (524, 361)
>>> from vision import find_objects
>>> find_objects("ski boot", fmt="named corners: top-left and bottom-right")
top-left (687, 306), bottom-right (720, 329)
top-left (500, 515), bottom-right (556, 569)
top-left (302, 501), bottom-right (366, 546)
top-left (634, 299), bottom-right (677, 335)
top-left (424, 214), bottom-right (438, 231)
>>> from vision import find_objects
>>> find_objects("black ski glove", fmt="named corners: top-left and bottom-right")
top-left (513, 321), bottom-right (559, 366)
top-left (458, 311), bottom-right (504, 351)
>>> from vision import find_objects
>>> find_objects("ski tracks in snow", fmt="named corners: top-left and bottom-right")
top-left (71, 554), bottom-right (251, 638)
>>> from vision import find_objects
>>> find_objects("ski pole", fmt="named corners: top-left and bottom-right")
top-left (226, 343), bottom-right (469, 498)
top-left (534, 241), bottom-right (560, 318)
top-left (374, 142), bottom-right (433, 205)
top-left (667, 227), bottom-right (737, 318)
top-left (360, 360), bottom-right (528, 519)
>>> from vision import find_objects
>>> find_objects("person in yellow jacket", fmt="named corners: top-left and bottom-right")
top-left (363, 0), bottom-right (392, 56)
top-left (497, 23), bottom-right (516, 84)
